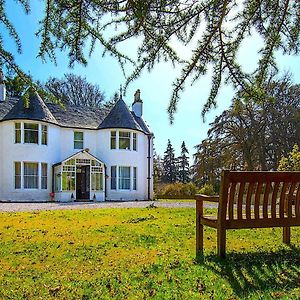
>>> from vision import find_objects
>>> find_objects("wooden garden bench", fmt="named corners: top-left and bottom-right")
top-left (196, 170), bottom-right (300, 258)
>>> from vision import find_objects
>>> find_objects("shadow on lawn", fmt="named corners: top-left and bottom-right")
top-left (198, 246), bottom-right (300, 297)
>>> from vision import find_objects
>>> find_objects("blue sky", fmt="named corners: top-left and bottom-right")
top-left (3, 1), bottom-right (300, 161)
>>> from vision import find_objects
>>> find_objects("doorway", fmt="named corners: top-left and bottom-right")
top-left (76, 165), bottom-right (90, 200)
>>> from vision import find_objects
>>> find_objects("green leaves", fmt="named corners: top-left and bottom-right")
top-left (1, 0), bottom-right (300, 120)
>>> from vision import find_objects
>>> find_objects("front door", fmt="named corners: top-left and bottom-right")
top-left (76, 165), bottom-right (90, 200)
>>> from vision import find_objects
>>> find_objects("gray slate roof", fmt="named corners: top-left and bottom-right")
top-left (0, 94), bottom-right (151, 134)
top-left (46, 102), bottom-right (108, 129)
top-left (98, 99), bottom-right (150, 133)
top-left (3, 93), bottom-right (57, 124)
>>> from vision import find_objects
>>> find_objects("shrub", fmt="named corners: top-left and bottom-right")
top-left (198, 183), bottom-right (215, 196)
top-left (155, 182), bottom-right (199, 198)
top-left (278, 144), bottom-right (300, 171)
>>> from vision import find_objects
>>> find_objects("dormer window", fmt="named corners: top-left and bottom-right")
top-left (74, 131), bottom-right (84, 149)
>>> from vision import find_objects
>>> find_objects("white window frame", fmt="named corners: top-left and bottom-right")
top-left (119, 131), bottom-right (131, 150)
top-left (110, 130), bottom-right (138, 151)
top-left (24, 123), bottom-right (39, 144)
top-left (14, 122), bottom-right (48, 146)
top-left (133, 167), bottom-right (137, 190)
top-left (23, 162), bottom-right (39, 190)
top-left (41, 163), bottom-right (48, 189)
top-left (133, 133), bottom-right (137, 151)
top-left (118, 166), bottom-right (131, 190)
top-left (14, 161), bottom-right (21, 189)
top-left (74, 131), bottom-right (84, 149)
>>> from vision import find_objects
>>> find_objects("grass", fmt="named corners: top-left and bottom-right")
top-left (157, 198), bottom-right (195, 202)
top-left (0, 207), bottom-right (299, 299)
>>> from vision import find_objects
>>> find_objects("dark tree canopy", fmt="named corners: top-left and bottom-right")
top-left (1, 1), bottom-right (299, 120)
top-left (193, 77), bottom-right (300, 189)
top-left (43, 73), bottom-right (105, 107)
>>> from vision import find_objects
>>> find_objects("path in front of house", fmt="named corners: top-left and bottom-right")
top-left (0, 200), bottom-right (217, 213)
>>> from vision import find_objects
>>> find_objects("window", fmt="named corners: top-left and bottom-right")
top-left (91, 166), bottom-right (103, 191)
top-left (23, 162), bottom-right (39, 189)
top-left (119, 132), bottom-right (131, 150)
top-left (91, 173), bottom-right (103, 191)
top-left (41, 163), bottom-right (47, 189)
top-left (14, 162), bottom-right (21, 189)
top-left (55, 173), bottom-right (61, 192)
top-left (119, 166), bottom-right (131, 190)
top-left (133, 133), bottom-right (137, 151)
top-left (15, 123), bottom-right (21, 143)
top-left (62, 172), bottom-right (75, 190)
top-left (74, 131), bottom-right (83, 149)
top-left (111, 131), bottom-right (116, 149)
top-left (24, 123), bottom-right (38, 144)
top-left (111, 166), bottom-right (117, 190)
top-left (41, 125), bottom-right (47, 145)
top-left (133, 167), bottom-right (137, 190)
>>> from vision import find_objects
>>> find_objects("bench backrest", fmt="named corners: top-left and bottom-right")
top-left (219, 170), bottom-right (300, 228)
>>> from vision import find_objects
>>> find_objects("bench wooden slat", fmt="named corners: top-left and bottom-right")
top-left (228, 182), bottom-right (236, 220)
top-left (263, 182), bottom-right (271, 219)
top-left (228, 171), bottom-right (300, 183)
top-left (254, 182), bottom-right (263, 219)
top-left (237, 182), bottom-right (245, 220)
top-left (287, 183), bottom-right (297, 218)
top-left (246, 182), bottom-right (254, 219)
top-left (279, 183), bottom-right (289, 218)
top-left (296, 185), bottom-right (300, 217)
top-left (271, 182), bottom-right (280, 218)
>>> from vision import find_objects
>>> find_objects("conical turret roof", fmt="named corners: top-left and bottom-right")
top-left (98, 99), bottom-right (147, 132)
top-left (3, 92), bottom-right (57, 124)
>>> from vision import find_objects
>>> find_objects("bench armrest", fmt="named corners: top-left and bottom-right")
top-left (195, 194), bottom-right (219, 203)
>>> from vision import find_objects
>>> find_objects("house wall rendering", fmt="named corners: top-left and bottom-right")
top-left (0, 84), bottom-right (153, 202)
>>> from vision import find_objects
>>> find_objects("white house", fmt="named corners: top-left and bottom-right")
top-left (0, 76), bottom-right (153, 202)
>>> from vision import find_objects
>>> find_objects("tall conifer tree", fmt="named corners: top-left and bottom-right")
top-left (177, 141), bottom-right (190, 183)
top-left (163, 140), bottom-right (177, 183)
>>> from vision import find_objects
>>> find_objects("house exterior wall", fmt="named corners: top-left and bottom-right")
top-left (0, 120), bottom-right (153, 202)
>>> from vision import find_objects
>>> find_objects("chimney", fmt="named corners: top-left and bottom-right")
top-left (132, 89), bottom-right (143, 117)
top-left (0, 68), bottom-right (6, 102)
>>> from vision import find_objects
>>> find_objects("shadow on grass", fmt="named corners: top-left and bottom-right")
top-left (197, 246), bottom-right (300, 297)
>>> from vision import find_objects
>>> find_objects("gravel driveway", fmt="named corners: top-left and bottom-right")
top-left (0, 201), bottom-right (203, 212)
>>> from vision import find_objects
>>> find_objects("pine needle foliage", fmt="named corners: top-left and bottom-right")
top-left (1, 1), bottom-right (300, 120)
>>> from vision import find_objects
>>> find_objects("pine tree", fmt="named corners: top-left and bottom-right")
top-left (153, 150), bottom-right (164, 184)
top-left (162, 140), bottom-right (177, 183)
top-left (177, 141), bottom-right (190, 183)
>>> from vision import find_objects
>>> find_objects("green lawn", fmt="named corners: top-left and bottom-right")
top-left (0, 207), bottom-right (299, 299)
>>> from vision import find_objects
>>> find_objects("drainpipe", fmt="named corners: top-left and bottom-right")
top-left (104, 165), bottom-right (107, 200)
top-left (147, 134), bottom-right (152, 200)
top-left (51, 165), bottom-right (55, 193)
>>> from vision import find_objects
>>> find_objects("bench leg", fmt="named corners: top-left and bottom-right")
top-left (217, 228), bottom-right (226, 258)
top-left (283, 227), bottom-right (291, 245)
top-left (196, 222), bottom-right (203, 255)
top-left (196, 200), bottom-right (203, 256)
